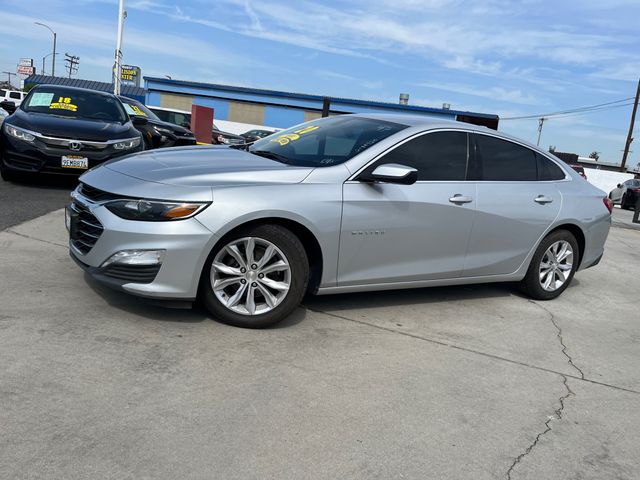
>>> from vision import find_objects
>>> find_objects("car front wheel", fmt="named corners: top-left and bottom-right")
top-left (520, 230), bottom-right (579, 300)
top-left (200, 224), bottom-right (309, 328)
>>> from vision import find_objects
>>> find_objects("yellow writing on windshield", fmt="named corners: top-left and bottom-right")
top-left (271, 125), bottom-right (319, 146)
top-left (131, 105), bottom-right (147, 117)
top-left (49, 96), bottom-right (78, 112)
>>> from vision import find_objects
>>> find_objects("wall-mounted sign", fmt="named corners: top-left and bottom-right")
top-left (18, 58), bottom-right (34, 67)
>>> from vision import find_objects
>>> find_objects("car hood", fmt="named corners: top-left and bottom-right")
top-left (10, 109), bottom-right (136, 141)
top-left (102, 145), bottom-right (314, 187)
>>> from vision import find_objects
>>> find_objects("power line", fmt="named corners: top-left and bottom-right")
top-left (502, 97), bottom-right (634, 120)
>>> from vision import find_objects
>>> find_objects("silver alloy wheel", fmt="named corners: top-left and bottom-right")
top-left (210, 236), bottom-right (291, 315)
top-left (539, 240), bottom-right (574, 292)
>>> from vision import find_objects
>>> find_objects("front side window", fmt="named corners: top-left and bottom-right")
top-left (9, 92), bottom-right (20, 99)
top-left (22, 87), bottom-right (128, 123)
top-left (476, 134), bottom-right (537, 181)
top-left (362, 131), bottom-right (468, 181)
top-left (248, 116), bottom-right (407, 167)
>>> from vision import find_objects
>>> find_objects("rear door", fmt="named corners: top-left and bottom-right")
top-left (463, 134), bottom-right (563, 277)
top-left (339, 130), bottom-right (477, 286)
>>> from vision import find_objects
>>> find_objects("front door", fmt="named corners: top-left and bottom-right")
top-left (338, 130), bottom-right (476, 286)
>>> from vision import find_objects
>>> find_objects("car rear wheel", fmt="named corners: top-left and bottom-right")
top-left (520, 230), bottom-right (579, 300)
top-left (200, 224), bottom-right (309, 328)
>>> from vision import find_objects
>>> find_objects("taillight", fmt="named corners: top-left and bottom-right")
top-left (632, 188), bottom-right (640, 193)
top-left (603, 197), bottom-right (613, 214)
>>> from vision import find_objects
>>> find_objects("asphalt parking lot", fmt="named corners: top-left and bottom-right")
top-left (1, 181), bottom-right (639, 480)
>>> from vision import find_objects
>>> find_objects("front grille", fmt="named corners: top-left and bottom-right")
top-left (70, 201), bottom-right (104, 255)
top-left (102, 264), bottom-right (161, 284)
top-left (78, 183), bottom-right (120, 202)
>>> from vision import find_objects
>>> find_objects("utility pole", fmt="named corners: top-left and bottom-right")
top-left (536, 117), bottom-right (546, 146)
top-left (113, 0), bottom-right (126, 95)
top-left (64, 53), bottom-right (80, 78)
top-left (621, 78), bottom-right (640, 172)
top-left (2, 71), bottom-right (16, 87)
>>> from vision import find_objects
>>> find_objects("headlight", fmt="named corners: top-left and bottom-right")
top-left (113, 137), bottom-right (141, 150)
top-left (4, 124), bottom-right (35, 143)
top-left (153, 126), bottom-right (174, 136)
top-left (105, 199), bottom-right (210, 221)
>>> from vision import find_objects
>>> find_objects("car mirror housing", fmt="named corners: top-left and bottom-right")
top-left (361, 163), bottom-right (418, 185)
top-left (132, 116), bottom-right (148, 126)
top-left (617, 183), bottom-right (622, 188)
top-left (1, 100), bottom-right (16, 114)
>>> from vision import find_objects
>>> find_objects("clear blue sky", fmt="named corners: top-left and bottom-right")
top-left (1, 0), bottom-right (639, 166)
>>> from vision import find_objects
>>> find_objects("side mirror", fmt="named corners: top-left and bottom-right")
top-left (617, 183), bottom-right (622, 188)
top-left (1, 100), bottom-right (16, 114)
top-left (361, 163), bottom-right (418, 185)
top-left (132, 116), bottom-right (148, 126)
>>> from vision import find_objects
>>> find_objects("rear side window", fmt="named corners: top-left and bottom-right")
top-left (369, 131), bottom-right (468, 181)
top-left (476, 134), bottom-right (537, 181)
top-left (0, 89), bottom-right (6, 97)
top-left (537, 154), bottom-right (566, 181)
top-left (9, 92), bottom-right (21, 99)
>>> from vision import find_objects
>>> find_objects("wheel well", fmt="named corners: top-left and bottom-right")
top-left (548, 224), bottom-right (585, 267)
top-left (218, 218), bottom-right (324, 294)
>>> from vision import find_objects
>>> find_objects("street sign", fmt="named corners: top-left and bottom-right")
top-left (18, 58), bottom-right (33, 67)
top-left (17, 65), bottom-right (35, 76)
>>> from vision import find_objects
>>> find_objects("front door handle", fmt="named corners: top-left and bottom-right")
top-left (534, 195), bottom-right (554, 204)
top-left (449, 194), bottom-right (473, 204)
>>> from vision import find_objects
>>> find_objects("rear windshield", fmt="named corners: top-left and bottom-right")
top-left (22, 87), bottom-right (128, 123)
top-left (248, 116), bottom-right (407, 167)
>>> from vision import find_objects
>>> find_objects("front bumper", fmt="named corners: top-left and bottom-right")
top-left (1, 134), bottom-right (141, 175)
top-left (67, 195), bottom-right (218, 299)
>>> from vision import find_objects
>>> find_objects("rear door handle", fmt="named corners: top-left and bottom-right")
top-left (534, 195), bottom-right (553, 204)
top-left (449, 194), bottom-right (473, 204)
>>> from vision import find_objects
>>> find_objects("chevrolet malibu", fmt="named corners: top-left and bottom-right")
top-left (67, 114), bottom-right (612, 328)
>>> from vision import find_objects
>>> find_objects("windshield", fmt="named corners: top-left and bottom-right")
top-left (248, 116), bottom-right (407, 167)
top-left (22, 87), bottom-right (128, 123)
top-left (121, 99), bottom-right (161, 121)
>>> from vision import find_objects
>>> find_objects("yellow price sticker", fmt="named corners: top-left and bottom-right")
top-left (49, 96), bottom-right (78, 112)
top-left (270, 125), bottom-right (319, 146)
top-left (131, 105), bottom-right (147, 117)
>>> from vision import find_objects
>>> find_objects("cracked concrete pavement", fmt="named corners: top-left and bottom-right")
top-left (1, 210), bottom-right (639, 479)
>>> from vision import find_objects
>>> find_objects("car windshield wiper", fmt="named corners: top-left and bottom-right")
top-left (249, 149), bottom-right (292, 164)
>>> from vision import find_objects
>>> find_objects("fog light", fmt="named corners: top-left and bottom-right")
top-left (101, 249), bottom-right (166, 268)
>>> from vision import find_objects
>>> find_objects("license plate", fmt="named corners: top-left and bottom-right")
top-left (61, 155), bottom-right (88, 169)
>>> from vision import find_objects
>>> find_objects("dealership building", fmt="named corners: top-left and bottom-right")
top-left (24, 74), bottom-right (498, 130)
top-left (144, 76), bottom-right (499, 130)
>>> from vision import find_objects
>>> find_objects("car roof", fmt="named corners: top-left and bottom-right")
top-left (351, 112), bottom-right (550, 156)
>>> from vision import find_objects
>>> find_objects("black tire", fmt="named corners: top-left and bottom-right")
top-left (520, 229), bottom-right (579, 301)
top-left (199, 224), bottom-right (309, 328)
top-left (621, 193), bottom-right (630, 210)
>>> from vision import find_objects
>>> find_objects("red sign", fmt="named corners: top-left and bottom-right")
top-left (17, 65), bottom-right (35, 76)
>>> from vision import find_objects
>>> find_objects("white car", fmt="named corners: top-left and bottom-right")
top-left (0, 88), bottom-right (27, 106)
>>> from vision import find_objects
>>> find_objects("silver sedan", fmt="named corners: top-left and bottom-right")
top-left (67, 114), bottom-right (612, 328)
